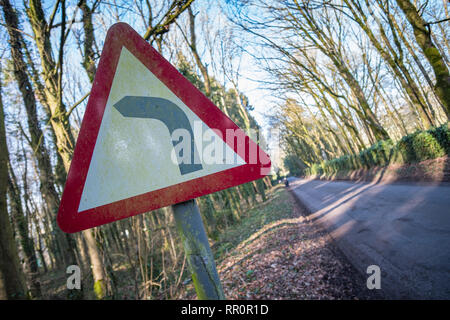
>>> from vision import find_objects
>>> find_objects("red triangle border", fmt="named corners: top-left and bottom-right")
top-left (57, 23), bottom-right (271, 233)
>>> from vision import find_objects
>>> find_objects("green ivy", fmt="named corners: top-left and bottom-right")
top-left (304, 123), bottom-right (449, 176)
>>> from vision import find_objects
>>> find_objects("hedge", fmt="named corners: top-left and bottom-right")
top-left (304, 123), bottom-right (449, 176)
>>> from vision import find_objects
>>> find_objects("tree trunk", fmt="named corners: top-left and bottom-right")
top-left (78, 1), bottom-right (114, 299)
top-left (25, 0), bottom-right (108, 299)
top-left (7, 165), bottom-right (41, 298)
top-left (0, 62), bottom-right (28, 300)
top-left (396, 0), bottom-right (450, 118)
top-left (1, 0), bottom-right (77, 274)
top-left (25, 0), bottom-right (76, 172)
top-left (83, 229), bottom-right (107, 299)
top-left (187, 6), bottom-right (211, 97)
top-left (293, 2), bottom-right (390, 140)
top-left (78, 0), bottom-right (97, 82)
top-left (345, 0), bottom-right (435, 128)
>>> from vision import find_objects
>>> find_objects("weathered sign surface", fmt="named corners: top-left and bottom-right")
top-left (57, 23), bottom-right (270, 233)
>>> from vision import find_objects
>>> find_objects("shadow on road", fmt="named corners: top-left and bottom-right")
top-left (288, 178), bottom-right (450, 299)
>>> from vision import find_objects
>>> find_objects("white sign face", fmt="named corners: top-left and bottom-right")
top-left (57, 23), bottom-right (270, 233)
top-left (78, 48), bottom-right (245, 212)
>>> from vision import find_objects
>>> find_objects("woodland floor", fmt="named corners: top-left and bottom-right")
top-left (179, 185), bottom-right (382, 300)
top-left (38, 184), bottom-right (383, 300)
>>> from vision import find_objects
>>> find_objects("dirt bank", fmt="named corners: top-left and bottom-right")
top-left (306, 156), bottom-right (450, 184)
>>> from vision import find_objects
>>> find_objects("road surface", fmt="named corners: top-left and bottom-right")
top-left (289, 177), bottom-right (450, 299)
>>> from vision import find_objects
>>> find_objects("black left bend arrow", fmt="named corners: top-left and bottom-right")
top-left (113, 96), bottom-right (203, 175)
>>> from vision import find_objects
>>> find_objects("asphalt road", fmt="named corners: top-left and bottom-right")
top-left (289, 177), bottom-right (450, 299)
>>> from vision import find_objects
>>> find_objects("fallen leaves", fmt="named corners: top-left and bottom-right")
top-left (180, 187), bottom-right (381, 300)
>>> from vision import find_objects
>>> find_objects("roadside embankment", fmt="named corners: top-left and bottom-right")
top-left (304, 156), bottom-right (449, 185)
top-left (288, 177), bottom-right (450, 299)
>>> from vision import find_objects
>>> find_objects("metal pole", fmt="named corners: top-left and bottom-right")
top-left (172, 199), bottom-right (225, 300)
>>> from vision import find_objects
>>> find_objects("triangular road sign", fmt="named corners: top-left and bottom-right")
top-left (57, 23), bottom-right (271, 233)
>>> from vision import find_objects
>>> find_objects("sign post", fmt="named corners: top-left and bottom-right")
top-left (57, 23), bottom-right (270, 300)
top-left (172, 200), bottom-right (224, 299)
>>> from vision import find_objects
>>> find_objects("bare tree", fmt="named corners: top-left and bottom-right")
top-left (396, 0), bottom-right (450, 118)
top-left (0, 55), bottom-right (28, 300)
